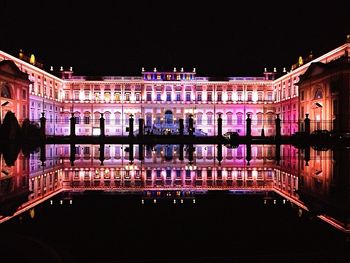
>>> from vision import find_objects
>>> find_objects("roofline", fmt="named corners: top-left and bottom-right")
top-left (273, 42), bottom-right (350, 83)
top-left (0, 50), bottom-right (63, 83)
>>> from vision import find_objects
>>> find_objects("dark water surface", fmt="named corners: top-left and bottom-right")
top-left (0, 144), bottom-right (350, 262)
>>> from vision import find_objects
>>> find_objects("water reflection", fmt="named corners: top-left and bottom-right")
top-left (0, 143), bottom-right (350, 234)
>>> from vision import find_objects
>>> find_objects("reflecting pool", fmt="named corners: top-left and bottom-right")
top-left (0, 144), bottom-right (349, 262)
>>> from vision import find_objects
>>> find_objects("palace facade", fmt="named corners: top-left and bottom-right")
top-left (0, 37), bottom-right (350, 136)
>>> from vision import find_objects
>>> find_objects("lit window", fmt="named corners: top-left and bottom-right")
top-left (84, 91), bottom-right (90, 100)
top-left (136, 93), bottom-right (141, 101)
top-left (147, 92), bottom-right (152, 101)
top-left (247, 92), bottom-right (252, 101)
top-left (104, 92), bottom-right (111, 102)
top-left (197, 114), bottom-right (202, 125)
top-left (207, 92), bottom-right (212, 101)
top-left (314, 88), bottom-right (323, 99)
top-left (237, 114), bottom-right (243, 125)
top-left (125, 93), bottom-right (130, 101)
top-left (217, 92), bottom-right (222, 101)
top-left (74, 91), bottom-right (79, 100)
top-left (267, 92), bottom-right (272, 101)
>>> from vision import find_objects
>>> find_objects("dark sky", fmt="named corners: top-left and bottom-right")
top-left (1, 0), bottom-right (349, 77)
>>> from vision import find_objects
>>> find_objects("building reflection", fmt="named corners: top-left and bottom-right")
top-left (0, 143), bottom-right (350, 233)
top-left (0, 149), bottom-right (29, 217)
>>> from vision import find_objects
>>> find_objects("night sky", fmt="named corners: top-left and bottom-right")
top-left (1, 0), bottom-right (349, 77)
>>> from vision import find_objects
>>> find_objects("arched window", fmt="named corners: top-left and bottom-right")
top-left (256, 112), bottom-right (263, 125)
top-left (236, 112), bottom-right (243, 125)
top-left (74, 111), bottom-right (80, 124)
top-left (314, 88), bottom-right (323, 99)
top-left (1, 83), bottom-right (11, 99)
top-left (114, 112), bottom-right (121, 125)
top-left (226, 112), bottom-right (233, 125)
top-left (94, 112), bottom-right (100, 125)
top-left (84, 111), bottom-right (90, 124)
top-left (104, 111), bottom-right (111, 125)
top-left (206, 112), bottom-right (213, 125)
top-left (196, 112), bottom-right (203, 125)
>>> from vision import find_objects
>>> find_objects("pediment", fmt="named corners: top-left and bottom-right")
top-left (298, 62), bottom-right (328, 85)
top-left (0, 60), bottom-right (28, 80)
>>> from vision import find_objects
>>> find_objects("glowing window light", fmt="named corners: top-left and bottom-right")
top-left (92, 128), bottom-right (101, 136)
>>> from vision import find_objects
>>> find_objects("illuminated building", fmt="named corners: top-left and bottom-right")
top-left (298, 55), bottom-right (350, 132)
top-left (0, 60), bottom-right (30, 125)
top-left (0, 38), bottom-right (349, 135)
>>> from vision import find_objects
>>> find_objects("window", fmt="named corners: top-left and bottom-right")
top-left (84, 91), bottom-right (90, 100)
top-left (237, 92), bottom-right (242, 101)
top-left (94, 92), bottom-right (100, 101)
top-left (156, 93), bottom-right (161, 101)
top-left (83, 147), bottom-right (90, 155)
top-left (104, 92), bottom-right (111, 101)
top-left (166, 92), bottom-right (171, 101)
top-left (247, 92), bottom-right (252, 101)
top-left (115, 113), bottom-right (121, 125)
top-left (197, 114), bottom-right (202, 125)
top-left (74, 91), bottom-right (80, 100)
top-left (207, 170), bottom-right (212, 179)
top-left (237, 114), bottom-right (243, 125)
top-left (267, 92), bottom-right (272, 101)
top-left (301, 106), bottom-right (304, 119)
top-left (125, 93), bottom-right (130, 101)
top-left (217, 92), bottom-right (222, 101)
top-left (267, 114), bottom-right (273, 124)
top-left (227, 148), bottom-right (232, 158)
top-left (136, 93), bottom-right (141, 101)
top-left (75, 115), bottom-right (80, 124)
top-left (207, 114), bottom-right (213, 125)
top-left (257, 114), bottom-right (263, 125)
top-left (258, 92), bottom-right (263, 101)
top-left (227, 92), bottom-right (232, 101)
top-left (84, 115), bottom-right (90, 124)
top-left (22, 89), bottom-right (27, 99)
top-left (207, 92), bottom-right (212, 101)
top-left (115, 92), bottom-right (121, 101)
top-left (207, 146), bottom-right (213, 156)
top-left (197, 93), bottom-right (202, 101)
top-left (176, 93), bottom-right (181, 101)
top-left (186, 92), bottom-right (191, 101)
top-left (146, 92), bottom-right (152, 101)
top-left (227, 113), bottom-right (233, 125)
top-left (196, 170), bottom-right (202, 179)
top-left (314, 88), bottom-right (323, 99)
top-left (22, 105), bottom-right (26, 118)
top-left (237, 146), bottom-right (242, 158)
